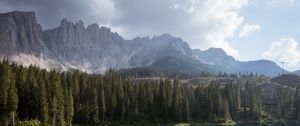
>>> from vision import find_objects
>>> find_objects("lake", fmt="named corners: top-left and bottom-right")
top-left (206, 121), bottom-right (298, 126)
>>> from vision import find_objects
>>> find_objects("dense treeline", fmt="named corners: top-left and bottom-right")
top-left (0, 59), bottom-right (299, 125)
top-left (119, 67), bottom-right (265, 79)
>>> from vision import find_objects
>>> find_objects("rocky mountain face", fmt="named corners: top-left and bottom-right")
top-left (0, 11), bottom-right (44, 56)
top-left (0, 11), bottom-right (64, 70)
top-left (193, 48), bottom-right (239, 73)
top-left (43, 19), bottom-right (130, 72)
top-left (0, 11), bottom-right (285, 76)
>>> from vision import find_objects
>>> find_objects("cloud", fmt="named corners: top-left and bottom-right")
top-left (111, 0), bottom-right (250, 58)
top-left (262, 38), bottom-right (300, 70)
top-left (0, 0), bottom-right (116, 29)
top-left (239, 24), bottom-right (261, 37)
top-left (0, 0), bottom-right (250, 58)
top-left (266, 0), bottom-right (295, 5)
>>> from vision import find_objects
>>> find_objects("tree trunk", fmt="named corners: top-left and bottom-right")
top-left (12, 112), bottom-right (15, 126)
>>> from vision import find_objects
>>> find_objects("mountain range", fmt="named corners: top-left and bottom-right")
top-left (0, 11), bottom-right (287, 76)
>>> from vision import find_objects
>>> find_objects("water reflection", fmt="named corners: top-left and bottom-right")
top-left (206, 121), bottom-right (298, 126)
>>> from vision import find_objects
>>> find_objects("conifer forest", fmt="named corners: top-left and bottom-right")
top-left (1, 59), bottom-right (300, 125)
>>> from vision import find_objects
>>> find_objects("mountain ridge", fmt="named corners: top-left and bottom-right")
top-left (0, 11), bottom-right (287, 76)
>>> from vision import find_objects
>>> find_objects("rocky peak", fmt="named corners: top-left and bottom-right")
top-left (98, 26), bottom-right (123, 42)
top-left (0, 11), bottom-right (36, 24)
top-left (193, 49), bottom-right (202, 53)
top-left (133, 36), bottom-right (151, 40)
top-left (87, 23), bottom-right (99, 31)
top-left (204, 48), bottom-right (227, 56)
top-left (153, 33), bottom-right (174, 41)
top-left (60, 19), bottom-right (85, 30)
top-left (0, 11), bottom-right (46, 56)
top-left (100, 26), bottom-right (111, 32)
top-left (87, 23), bottom-right (100, 41)
top-left (75, 20), bottom-right (85, 29)
top-left (60, 18), bottom-right (69, 26)
top-left (1, 11), bottom-right (41, 32)
top-left (192, 47), bottom-right (237, 67)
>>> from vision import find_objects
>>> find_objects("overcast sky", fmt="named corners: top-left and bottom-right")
top-left (0, 0), bottom-right (300, 71)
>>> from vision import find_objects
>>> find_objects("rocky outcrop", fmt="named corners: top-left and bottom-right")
top-left (0, 11), bottom-right (64, 70)
top-left (43, 19), bottom-right (130, 72)
top-left (0, 11), bottom-right (47, 56)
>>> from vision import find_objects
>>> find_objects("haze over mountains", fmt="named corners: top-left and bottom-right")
top-left (0, 11), bottom-right (288, 76)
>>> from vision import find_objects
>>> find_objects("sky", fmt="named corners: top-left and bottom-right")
top-left (0, 0), bottom-right (299, 71)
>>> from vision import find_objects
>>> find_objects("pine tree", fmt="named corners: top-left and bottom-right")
top-left (90, 87), bottom-right (99, 123)
top-left (99, 77), bottom-right (106, 124)
top-left (37, 70), bottom-right (49, 125)
top-left (171, 79), bottom-right (182, 122)
top-left (49, 71), bottom-right (65, 126)
top-left (63, 74), bottom-right (74, 126)
top-left (0, 59), bottom-right (18, 126)
top-left (182, 85), bottom-right (191, 122)
top-left (115, 78), bottom-right (125, 122)
top-left (15, 65), bottom-right (28, 120)
top-left (27, 67), bottom-right (40, 118)
top-left (295, 87), bottom-right (300, 121)
top-left (223, 96), bottom-right (231, 120)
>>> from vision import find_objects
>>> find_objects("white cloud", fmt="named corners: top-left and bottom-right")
top-left (0, 0), bottom-right (116, 29)
top-left (171, 4), bottom-right (180, 9)
top-left (262, 38), bottom-right (300, 71)
top-left (266, 0), bottom-right (295, 5)
top-left (239, 24), bottom-right (261, 37)
top-left (112, 0), bottom-right (250, 58)
top-left (187, 0), bottom-right (249, 57)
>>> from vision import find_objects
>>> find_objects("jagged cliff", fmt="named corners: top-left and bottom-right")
top-left (0, 11), bottom-right (64, 70)
top-left (0, 11), bottom-right (285, 76)
top-left (43, 19), bottom-right (130, 72)
top-left (0, 11), bottom-right (45, 55)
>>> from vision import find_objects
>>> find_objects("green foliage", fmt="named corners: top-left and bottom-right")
top-left (0, 59), bottom-right (297, 125)
top-left (0, 58), bottom-right (18, 126)
top-left (295, 87), bottom-right (300, 121)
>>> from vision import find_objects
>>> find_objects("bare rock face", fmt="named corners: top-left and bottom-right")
top-left (43, 19), bottom-right (131, 72)
top-left (0, 11), bottom-right (196, 73)
top-left (43, 19), bottom-right (195, 73)
top-left (0, 11), bottom-right (65, 70)
top-left (0, 11), bottom-right (47, 56)
top-left (128, 34), bottom-right (193, 67)
top-left (0, 11), bottom-right (285, 75)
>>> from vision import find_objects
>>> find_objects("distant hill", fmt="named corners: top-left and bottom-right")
top-left (291, 70), bottom-right (300, 75)
top-left (239, 60), bottom-right (285, 76)
top-left (271, 74), bottom-right (300, 88)
top-left (193, 48), bottom-right (285, 76)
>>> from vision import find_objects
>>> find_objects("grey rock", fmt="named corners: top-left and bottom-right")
top-left (0, 11), bottom-right (286, 76)
top-left (0, 11), bottom-right (48, 56)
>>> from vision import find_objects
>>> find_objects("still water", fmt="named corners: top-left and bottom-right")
top-left (77, 121), bottom-right (298, 126)
top-left (207, 121), bottom-right (298, 126)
